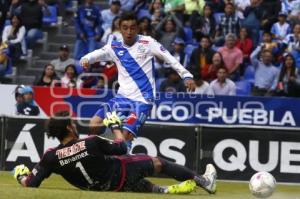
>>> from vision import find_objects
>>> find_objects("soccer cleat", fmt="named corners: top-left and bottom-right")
top-left (202, 164), bottom-right (217, 194)
top-left (166, 180), bottom-right (196, 194)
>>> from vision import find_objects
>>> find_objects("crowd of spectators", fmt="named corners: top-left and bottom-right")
top-left (1, 0), bottom-right (300, 97)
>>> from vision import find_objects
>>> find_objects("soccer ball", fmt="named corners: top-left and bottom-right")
top-left (249, 171), bottom-right (276, 198)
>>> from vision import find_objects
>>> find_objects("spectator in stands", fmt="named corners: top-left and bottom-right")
top-left (35, 64), bottom-right (60, 86)
top-left (101, 16), bottom-right (122, 44)
top-left (277, 54), bottom-right (300, 97)
top-left (160, 68), bottom-right (186, 93)
top-left (232, 0), bottom-right (250, 19)
top-left (290, 38), bottom-right (300, 67)
top-left (236, 27), bottom-right (253, 75)
top-left (167, 37), bottom-right (188, 68)
top-left (193, 79), bottom-right (209, 95)
top-left (61, 64), bottom-right (80, 88)
top-left (16, 86), bottom-right (40, 116)
top-left (7, 0), bottom-right (22, 19)
top-left (207, 66), bottom-right (236, 96)
top-left (218, 33), bottom-right (243, 80)
top-left (101, 0), bottom-right (121, 31)
top-left (138, 17), bottom-right (153, 36)
top-left (256, 31), bottom-right (281, 65)
top-left (271, 12), bottom-right (291, 41)
top-left (50, 44), bottom-right (75, 77)
top-left (163, 0), bottom-right (184, 20)
top-left (19, 0), bottom-right (43, 49)
top-left (151, 8), bottom-right (164, 27)
top-left (281, 0), bottom-right (294, 15)
top-left (189, 35), bottom-right (215, 82)
top-left (236, 27), bottom-right (253, 63)
top-left (190, 4), bottom-right (216, 42)
top-left (260, 0), bottom-right (281, 32)
top-left (14, 85), bottom-right (25, 114)
top-left (0, 0), bottom-right (11, 35)
top-left (149, 0), bottom-right (163, 15)
top-left (283, 23), bottom-right (300, 52)
top-left (184, 0), bottom-right (205, 16)
top-left (2, 15), bottom-right (26, 60)
top-left (282, 0), bottom-right (300, 22)
top-left (0, 42), bottom-right (12, 80)
top-left (155, 14), bottom-right (184, 52)
top-left (74, 0), bottom-right (102, 60)
top-left (250, 47), bottom-right (279, 96)
top-left (259, 32), bottom-right (279, 53)
top-left (215, 3), bottom-right (240, 46)
top-left (242, 0), bottom-right (262, 47)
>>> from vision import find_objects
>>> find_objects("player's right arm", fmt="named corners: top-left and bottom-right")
top-left (80, 45), bottom-right (113, 70)
top-left (94, 136), bottom-right (128, 155)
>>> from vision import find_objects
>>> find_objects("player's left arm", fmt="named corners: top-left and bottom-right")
top-left (149, 38), bottom-right (196, 92)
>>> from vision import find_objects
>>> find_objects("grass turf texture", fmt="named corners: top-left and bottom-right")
top-left (0, 171), bottom-right (299, 199)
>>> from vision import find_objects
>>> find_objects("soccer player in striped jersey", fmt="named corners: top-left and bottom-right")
top-left (80, 12), bottom-right (196, 147)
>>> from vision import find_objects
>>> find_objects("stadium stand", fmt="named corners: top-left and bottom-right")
top-left (0, 0), bottom-right (299, 97)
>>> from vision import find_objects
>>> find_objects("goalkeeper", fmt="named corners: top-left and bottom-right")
top-left (13, 111), bottom-right (216, 194)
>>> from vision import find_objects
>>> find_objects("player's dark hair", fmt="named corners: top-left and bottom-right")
top-left (47, 111), bottom-right (72, 141)
top-left (119, 11), bottom-right (138, 26)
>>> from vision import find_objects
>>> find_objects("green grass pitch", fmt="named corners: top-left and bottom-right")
top-left (0, 171), bottom-right (299, 199)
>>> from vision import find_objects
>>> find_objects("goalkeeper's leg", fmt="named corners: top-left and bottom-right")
top-left (153, 157), bottom-right (217, 194)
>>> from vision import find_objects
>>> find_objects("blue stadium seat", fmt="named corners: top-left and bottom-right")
top-left (236, 80), bottom-right (251, 96)
top-left (137, 9), bottom-right (151, 19)
top-left (156, 77), bottom-right (166, 91)
top-left (43, 5), bottom-right (58, 25)
top-left (244, 65), bottom-right (255, 84)
top-left (4, 19), bottom-right (11, 26)
top-left (183, 27), bottom-right (194, 44)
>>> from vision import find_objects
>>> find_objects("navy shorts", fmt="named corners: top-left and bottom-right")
top-left (95, 96), bottom-right (152, 137)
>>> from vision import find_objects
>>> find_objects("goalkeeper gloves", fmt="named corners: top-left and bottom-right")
top-left (103, 111), bottom-right (122, 130)
top-left (13, 164), bottom-right (30, 184)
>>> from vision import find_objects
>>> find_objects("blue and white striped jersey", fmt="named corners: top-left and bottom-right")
top-left (81, 35), bottom-right (193, 104)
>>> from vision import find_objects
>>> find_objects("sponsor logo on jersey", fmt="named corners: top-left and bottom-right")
top-left (56, 141), bottom-right (86, 159)
top-left (160, 45), bottom-right (166, 52)
top-left (138, 40), bottom-right (149, 44)
top-left (117, 50), bottom-right (125, 56)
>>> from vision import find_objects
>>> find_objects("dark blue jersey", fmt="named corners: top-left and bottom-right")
top-left (75, 4), bottom-right (102, 38)
top-left (16, 102), bottom-right (40, 116)
top-left (25, 136), bottom-right (127, 191)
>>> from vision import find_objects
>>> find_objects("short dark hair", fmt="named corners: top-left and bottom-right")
top-left (201, 35), bottom-right (211, 43)
top-left (119, 11), bottom-right (138, 26)
top-left (47, 111), bottom-right (72, 141)
top-left (225, 2), bottom-right (234, 8)
top-left (263, 31), bottom-right (272, 36)
top-left (217, 66), bottom-right (228, 73)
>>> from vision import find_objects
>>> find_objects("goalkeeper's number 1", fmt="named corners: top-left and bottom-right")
top-left (75, 161), bottom-right (94, 185)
